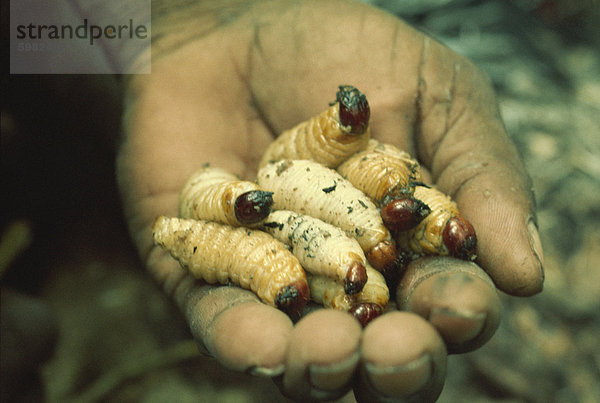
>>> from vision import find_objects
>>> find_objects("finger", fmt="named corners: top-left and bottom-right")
top-left (118, 130), bottom-right (292, 375)
top-left (184, 287), bottom-right (293, 374)
top-left (396, 257), bottom-right (502, 354)
top-left (355, 312), bottom-right (447, 402)
top-left (412, 37), bottom-right (544, 296)
top-left (119, 190), bottom-right (295, 375)
top-left (149, 247), bottom-right (293, 374)
top-left (278, 310), bottom-right (362, 401)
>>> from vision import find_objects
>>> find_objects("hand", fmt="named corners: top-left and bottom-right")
top-left (116, 0), bottom-right (544, 400)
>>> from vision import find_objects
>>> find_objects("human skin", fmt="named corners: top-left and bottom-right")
top-left (115, 0), bottom-right (544, 400)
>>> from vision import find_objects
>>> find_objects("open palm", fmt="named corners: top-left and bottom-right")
top-left (116, 1), bottom-right (543, 400)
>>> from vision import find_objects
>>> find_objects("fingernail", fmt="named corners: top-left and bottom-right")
top-left (365, 354), bottom-right (432, 397)
top-left (249, 364), bottom-right (285, 377)
top-left (308, 386), bottom-right (349, 401)
top-left (428, 307), bottom-right (486, 345)
top-left (527, 217), bottom-right (545, 275)
top-left (309, 351), bottom-right (360, 392)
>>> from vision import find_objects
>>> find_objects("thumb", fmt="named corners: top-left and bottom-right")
top-left (414, 37), bottom-right (543, 296)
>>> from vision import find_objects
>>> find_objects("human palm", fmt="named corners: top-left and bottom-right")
top-left (116, 1), bottom-right (543, 401)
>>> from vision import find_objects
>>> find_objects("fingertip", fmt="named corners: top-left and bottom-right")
top-left (427, 308), bottom-right (487, 354)
top-left (476, 209), bottom-right (544, 297)
top-left (282, 310), bottom-right (362, 400)
top-left (397, 257), bottom-right (502, 353)
top-left (503, 264), bottom-right (544, 296)
top-left (202, 298), bottom-right (293, 373)
top-left (358, 311), bottom-right (446, 401)
top-left (452, 180), bottom-right (544, 297)
top-left (506, 217), bottom-right (544, 296)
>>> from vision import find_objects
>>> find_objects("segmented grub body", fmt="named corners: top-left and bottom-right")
top-left (179, 166), bottom-right (273, 226)
top-left (308, 264), bottom-right (389, 314)
top-left (259, 210), bottom-right (367, 294)
top-left (258, 86), bottom-right (371, 169)
top-left (395, 186), bottom-right (477, 261)
top-left (257, 160), bottom-right (393, 259)
top-left (337, 139), bottom-right (422, 205)
top-left (152, 216), bottom-right (309, 315)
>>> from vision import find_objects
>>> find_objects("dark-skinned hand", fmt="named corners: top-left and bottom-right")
top-left (116, 1), bottom-right (544, 401)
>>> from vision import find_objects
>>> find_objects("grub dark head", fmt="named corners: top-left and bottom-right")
top-left (336, 85), bottom-right (370, 134)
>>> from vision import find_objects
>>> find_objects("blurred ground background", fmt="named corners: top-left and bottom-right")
top-left (2, 0), bottom-right (599, 402)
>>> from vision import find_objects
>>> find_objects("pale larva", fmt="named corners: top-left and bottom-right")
top-left (337, 139), bottom-right (431, 232)
top-left (258, 85), bottom-right (371, 170)
top-left (152, 216), bottom-right (309, 318)
top-left (257, 159), bottom-right (400, 274)
top-left (394, 186), bottom-right (477, 261)
top-left (179, 166), bottom-right (273, 226)
top-left (259, 209), bottom-right (367, 295)
top-left (308, 264), bottom-right (389, 326)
